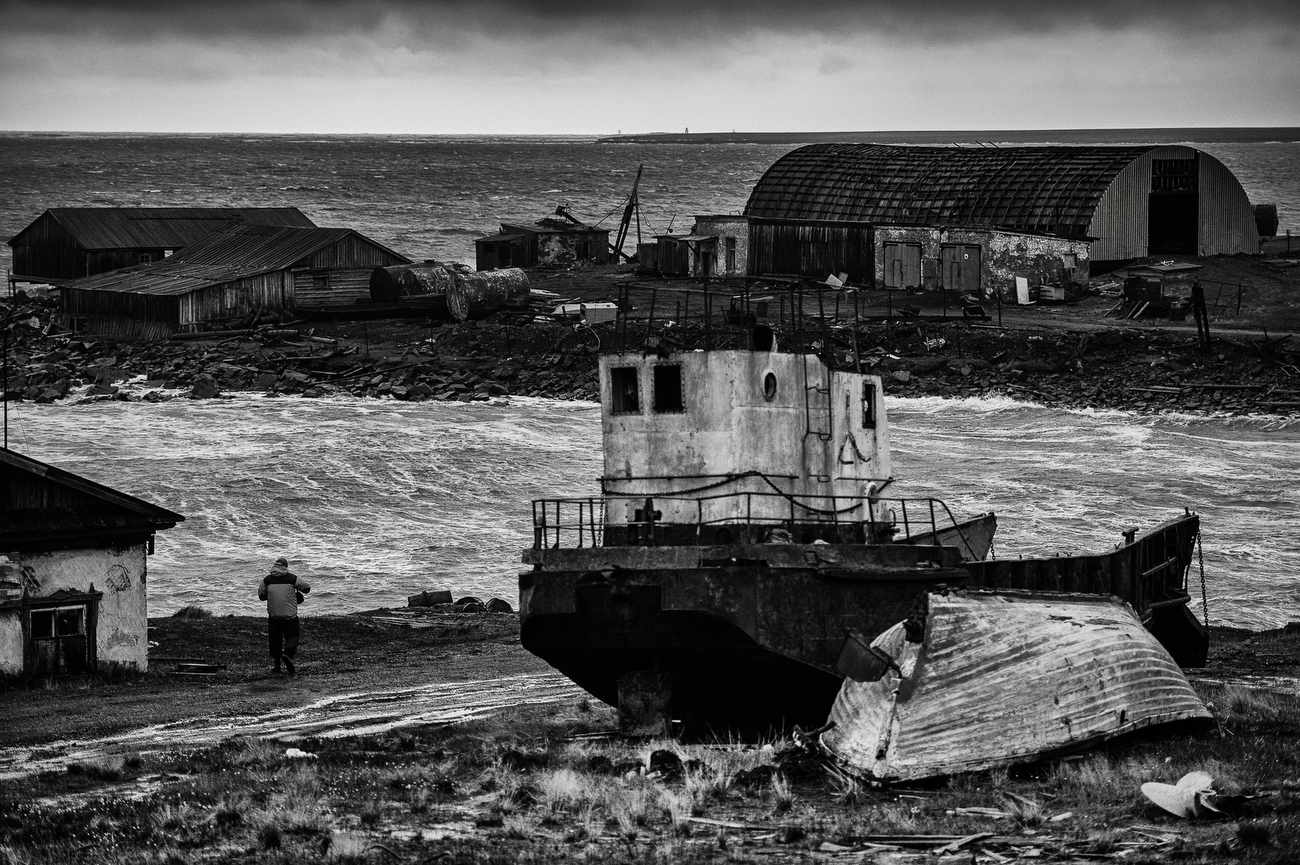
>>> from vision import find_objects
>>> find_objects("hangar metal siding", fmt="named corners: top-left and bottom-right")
top-left (1198, 152), bottom-right (1260, 256)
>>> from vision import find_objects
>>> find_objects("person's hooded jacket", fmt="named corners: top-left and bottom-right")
top-left (258, 559), bottom-right (310, 619)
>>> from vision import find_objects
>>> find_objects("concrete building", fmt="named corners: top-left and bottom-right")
top-left (0, 447), bottom-right (183, 679)
top-left (657, 216), bottom-right (750, 278)
top-left (7, 207), bottom-right (317, 284)
top-left (746, 144), bottom-right (1259, 268)
top-left (59, 223), bottom-right (410, 339)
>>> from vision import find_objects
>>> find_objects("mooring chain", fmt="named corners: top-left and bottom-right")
top-left (1196, 529), bottom-right (1209, 628)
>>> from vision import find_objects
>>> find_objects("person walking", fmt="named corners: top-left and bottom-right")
top-left (258, 556), bottom-right (310, 675)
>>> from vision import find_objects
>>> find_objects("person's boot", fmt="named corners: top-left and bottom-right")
top-left (284, 656), bottom-right (296, 676)
top-left (273, 655), bottom-right (282, 674)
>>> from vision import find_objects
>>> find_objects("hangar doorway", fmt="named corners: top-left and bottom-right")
top-left (1149, 156), bottom-right (1198, 255)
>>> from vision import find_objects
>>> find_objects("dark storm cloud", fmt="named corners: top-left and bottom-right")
top-left (4, 0), bottom-right (1296, 44)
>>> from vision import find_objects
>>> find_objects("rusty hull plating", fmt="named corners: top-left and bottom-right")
top-left (519, 346), bottom-right (1206, 734)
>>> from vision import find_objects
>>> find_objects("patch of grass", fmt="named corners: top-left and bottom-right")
top-left (502, 813), bottom-right (540, 840)
top-left (1218, 685), bottom-right (1300, 731)
top-left (607, 781), bottom-right (655, 840)
top-left (538, 768), bottom-right (594, 815)
top-left (226, 737), bottom-right (283, 769)
top-left (207, 793), bottom-right (249, 829)
top-left (659, 788), bottom-right (694, 836)
top-left (171, 604), bottom-right (212, 619)
top-left (357, 798), bottom-right (383, 829)
top-left (484, 767), bottom-right (537, 816)
top-left (258, 823), bottom-right (281, 850)
top-left (768, 774), bottom-right (795, 814)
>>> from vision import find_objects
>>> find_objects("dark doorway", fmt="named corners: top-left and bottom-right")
top-left (1148, 193), bottom-right (1198, 255)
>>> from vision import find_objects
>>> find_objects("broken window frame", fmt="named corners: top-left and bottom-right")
top-left (652, 364), bottom-right (685, 414)
top-left (862, 380), bottom-right (878, 428)
top-left (610, 366), bottom-right (640, 414)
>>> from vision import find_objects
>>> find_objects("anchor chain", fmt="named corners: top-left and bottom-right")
top-left (1195, 529), bottom-right (1208, 628)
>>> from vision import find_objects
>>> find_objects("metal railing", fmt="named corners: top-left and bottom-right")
top-left (531, 492), bottom-right (972, 551)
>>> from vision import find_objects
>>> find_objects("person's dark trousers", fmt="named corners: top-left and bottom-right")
top-left (268, 617), bottom-right (301, 671)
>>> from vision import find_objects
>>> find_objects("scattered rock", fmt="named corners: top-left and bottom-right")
top-left (189, 373), bottom-right (221, 400)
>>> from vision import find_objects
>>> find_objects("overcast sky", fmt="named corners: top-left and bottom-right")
top-left (1, 0), bottom-right (1296, 134)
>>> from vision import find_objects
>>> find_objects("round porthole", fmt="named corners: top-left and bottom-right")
top-left (763, 371), bottom-right (778, 401)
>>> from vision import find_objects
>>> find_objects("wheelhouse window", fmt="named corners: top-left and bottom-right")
top-left (610, 366), bottom-right (640, 414)
top-left (862, 380), bottom-right (877, 428)
top-left (653, 365), bottom-right (684, 413)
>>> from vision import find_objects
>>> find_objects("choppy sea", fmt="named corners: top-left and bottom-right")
top-left (1, 132), bottom-right (1298, 628)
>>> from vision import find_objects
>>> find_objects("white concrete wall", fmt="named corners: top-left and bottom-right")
top-left (3, 544), bottom-right (150, 674)
top-left (874, 225), bottom-right (1091, 298)
top-left (599, 350), bottom-right (890, 526)
top-left (692, 216), bottom-right (750, 276)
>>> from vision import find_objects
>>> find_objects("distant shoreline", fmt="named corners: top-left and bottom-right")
top-left (597, 127), bottom-right (1300, 145)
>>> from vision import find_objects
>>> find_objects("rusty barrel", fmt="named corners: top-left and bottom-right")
top-left (446, 267), bottom-right (531, 321)
top-left (369, 264), bottom-right (455, 317)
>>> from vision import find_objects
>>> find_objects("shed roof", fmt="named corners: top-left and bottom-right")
top-left (744, 144), bottom-right (1155, 235)
top-left (61, 225), bottom-right (410, 296)
top-left (8, 207), bottom-right (317, 250)
top-left (0, 447), bottom-right (184, 547)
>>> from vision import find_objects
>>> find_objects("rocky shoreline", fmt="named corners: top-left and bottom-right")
top-left (4, 288), bottom-right (1299, 417)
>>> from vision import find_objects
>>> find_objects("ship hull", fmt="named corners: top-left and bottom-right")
top-left (519, 514), bottom-right (1206, 733)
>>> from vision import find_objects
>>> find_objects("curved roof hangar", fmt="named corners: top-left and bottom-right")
top-left (744, 144), bottom-right (1259, 261)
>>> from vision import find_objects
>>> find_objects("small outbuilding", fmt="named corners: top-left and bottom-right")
top-left (0, 447), bottom-right (183, 679)
top-left (7, 207), bottom-right (318, 284)
top-left (59, 224), bottom-right (411, 338)
top-left (476, 216), bottom-right (610, 270)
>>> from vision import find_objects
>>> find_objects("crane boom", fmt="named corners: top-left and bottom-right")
top-left (611, 164), bottom-right (644, 263)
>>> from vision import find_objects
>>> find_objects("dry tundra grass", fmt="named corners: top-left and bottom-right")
top-left (0, 684), bottom-right (1296, 864)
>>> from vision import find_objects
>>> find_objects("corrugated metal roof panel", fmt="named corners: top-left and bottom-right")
top-left (166, 224), bottom-right (355, 270)
top-left (60, 225), bottom-right (406, 296)
top-left (744, 144), bottom-right (1155, 234)
top-left (11, 207), bottom-right (316, 249)
top-left (59, 263), bottom-right (233, 296)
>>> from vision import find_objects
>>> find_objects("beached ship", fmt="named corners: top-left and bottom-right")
top-left (518, 342), bottom-right (1208, 733)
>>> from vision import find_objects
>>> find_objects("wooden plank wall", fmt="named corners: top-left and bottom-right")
top-left (11, 214), bottom-right (84, 280)
top-left (64, 288), bottom-right (181, 325)
top-left (292, 269), bottom-right (373, 306)
top-left (749, 221), bottom-right (874, 283)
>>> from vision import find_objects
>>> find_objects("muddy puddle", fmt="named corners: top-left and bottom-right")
top-left (0, 671), bottom-right (585, 781)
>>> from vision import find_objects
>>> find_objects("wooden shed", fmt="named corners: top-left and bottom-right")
top-left (745, 144), bottom-right (1260, 269)
top-left (7, 207), bottom-right (317, 284)
top-left (0, 447), bottom-right (183, 679)
top-left (60, 224), bottom-right (410, 338)
top-left (476, 217), bottom-right (610, 270)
